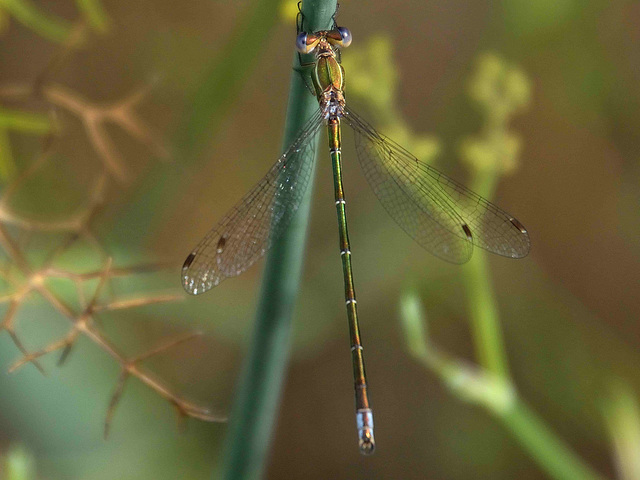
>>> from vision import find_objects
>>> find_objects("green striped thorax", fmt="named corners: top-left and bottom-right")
top-left (296, 27), bottom-right (352, 113)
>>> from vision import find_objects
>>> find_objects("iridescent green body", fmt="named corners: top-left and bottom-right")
top-left (302, 30), bottom-right (375, 454)
top-left (182, 20), bottom-right (531, 458)
top-left (312, 54), bottom-right (345, 97)
top-left (327, 118), bottom-right (372, 425)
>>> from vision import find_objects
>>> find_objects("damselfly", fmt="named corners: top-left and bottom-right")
top-left (182, 22), bottom-right (530, 455)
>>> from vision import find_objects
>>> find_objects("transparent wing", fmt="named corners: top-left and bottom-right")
top-left (182, 110), bottom-right (323, 294)
top-left (343, 107), bottom-right (530, 264)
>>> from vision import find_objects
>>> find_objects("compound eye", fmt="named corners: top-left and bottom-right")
top-left (337, 27), bottom-right (352, 48)
top-left (296, 32), bottom-right (316, 54)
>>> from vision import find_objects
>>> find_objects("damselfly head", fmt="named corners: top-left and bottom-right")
top-left (295, 28), bottom-right (352, 54)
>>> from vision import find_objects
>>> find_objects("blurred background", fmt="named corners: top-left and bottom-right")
top-left (1, 0), bottom-right (639, 479)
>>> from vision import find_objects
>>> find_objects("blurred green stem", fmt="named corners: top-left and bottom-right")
top-left (0, 107), bottom-right (52, 133)
top-left (503, 400), bottom-right (604, 480)
top-left (217, 2), bottom-right (336, 479)
top-left (463, 172), bottom-right (509, 380)
top-left (74, 0), bottom-right (110, 33)
top-left (3, 444), bottom-right (36, 480)
top-left (401, 291), bottom-right (605, 480)
top-left (602, 381), bottom-right (640, 480)
top-left (110, 0), bottom-right (282, 247)
top-left (0, 127), bottom-right (16, 181)
top-left (400, 53), bottom-right (604, 480)
top-left (460, 132), bottom-right (602, 480)
top-left (0, 108), bottom-right (50, 182)
top-left (0, 0), bottom-right (71, 43)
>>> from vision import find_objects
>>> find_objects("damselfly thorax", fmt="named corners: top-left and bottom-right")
top-left (297, 29), bottom-right (349, 119)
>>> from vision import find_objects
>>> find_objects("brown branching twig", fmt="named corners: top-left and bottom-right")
top-left (0, 296), bottom-right (46, 374)
top-left (103, 331), bottom-right (225, 438)
top-left (0, 83), bottom-right (169, 182)
top-left (0, 15), bottom-right (223, 437)
top-left (0, 215), bottom-right (225, 430)
top-left (0, 203), bottom-right (225, 432)
top-left (1, 15), bottom-right (168, 184)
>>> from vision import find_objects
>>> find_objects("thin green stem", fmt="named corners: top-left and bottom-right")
top-left (401, 291), bottom-right (605, 480)
top-left (503, 399), bottom-right (604, 480)
top-left (463, 172), bottom-right (509, 380)
top-left (74, 0), bottom-right (110, 33)
top-left (217, 2), bottom-right (336, 480)
top-left (0, 108), bottom-right (50, 183)
top-left (109, 0), bottom-right (282, 247)
top-left (463, 175), bottom-right (602, 479)
top-left (0, 127), bottom-right (16, 181)
top-left (0, 0), bottom-right (71, 43)
top-left (398, 51), bottom-right (603, 480)
top-left (602, 381), bottom-right (640, 480)
top-left (0, 107), bottom-right (52, 133)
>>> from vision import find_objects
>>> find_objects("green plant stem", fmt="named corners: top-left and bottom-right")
top-left (109, 0), bottom-right (282, 247)
top-left (401, 53), bottom-right (602, 480)
top-left (0, 107), bottom-right (52, 133)
top-left (401, 291), bottom-right (605, 480)
top-left (463, 171), bottom-right (603, 479)
top-left (502, 399), bottom-right (604, 480)
top-left (0, 0), bottom-right (71, 43)
top-left (0, 108), bottom-right (50, 182)
top-left (74, 0), bottom-right (110, 33)
top-left (217, 2), bottom-right (336, 479)
top-left (463, 172), bottom-right (510, 381)
top-left (602, 381), bottom-right (640, 480)
top-left (0, 127), bottom-right (16, 181)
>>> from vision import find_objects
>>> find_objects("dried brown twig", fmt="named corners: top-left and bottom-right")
top-left (0, 82), bottom-right (169, 182)
top-left (2, 15), bottom-right (168, 183)
top-left (0, 140), bottom-right (224, 425)
top-left (0, 22), bottom-right (224, 433)
top-left (0, 215), bottom-right (226, 431)
top-left (0, 189), bottom-right (225, 430)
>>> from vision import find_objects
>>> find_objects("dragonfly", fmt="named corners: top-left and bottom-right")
top-left (181, 22), bottom-right (530, 455)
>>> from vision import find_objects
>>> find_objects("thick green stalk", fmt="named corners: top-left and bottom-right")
top-left (217, 2), bottom-right (336, 480)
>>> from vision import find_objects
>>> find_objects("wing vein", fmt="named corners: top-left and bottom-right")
top-left (182, 109), bottom-right (323, 295)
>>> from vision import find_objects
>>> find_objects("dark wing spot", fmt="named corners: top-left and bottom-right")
top-left (183, 252), bottom-right (196, 270)
top-left (509, 217), bottom-right (527, 234)
top-left (216, 236), bottom-right (226, 254)
top-left (462, 224), bottom-right (473, 241)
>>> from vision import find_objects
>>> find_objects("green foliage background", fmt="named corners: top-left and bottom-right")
top-left (1, 1), bottom-right (640, 479)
